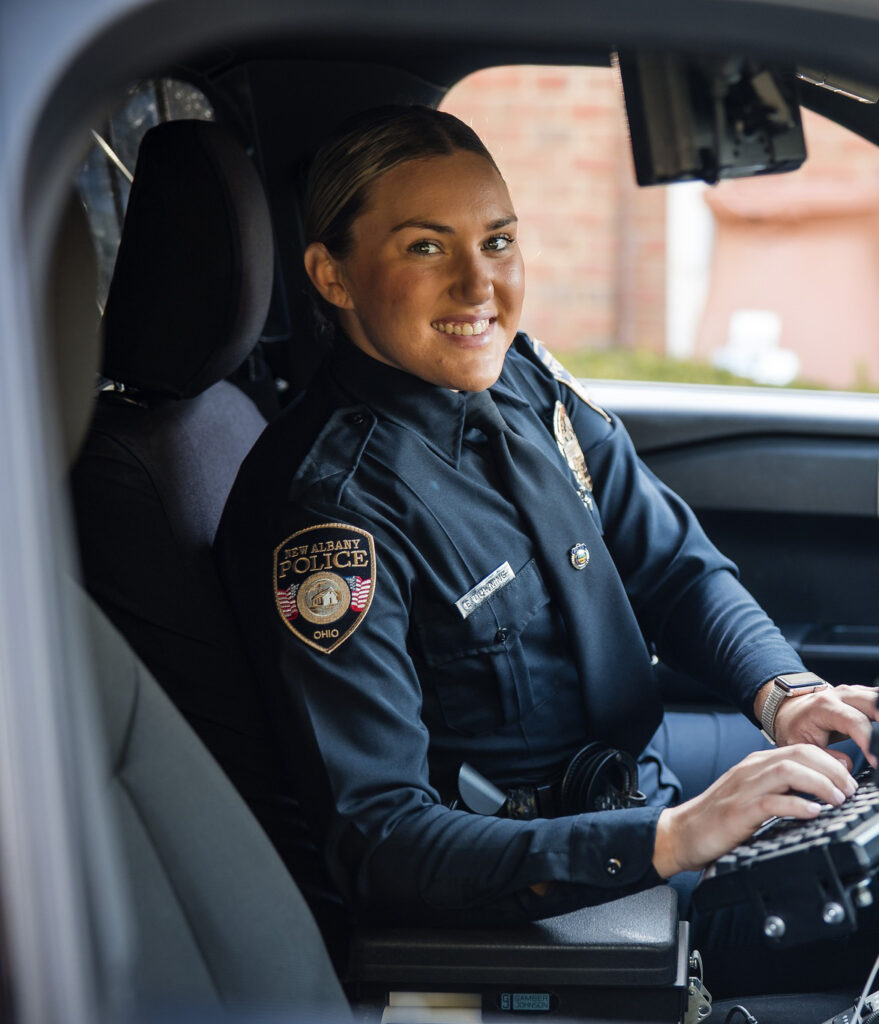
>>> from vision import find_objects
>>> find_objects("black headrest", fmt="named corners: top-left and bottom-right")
top-left (101, 120), bottom-right (273, 398)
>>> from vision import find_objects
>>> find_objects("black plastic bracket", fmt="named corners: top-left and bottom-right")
top-left (746, 843), bottom-right (858, 948)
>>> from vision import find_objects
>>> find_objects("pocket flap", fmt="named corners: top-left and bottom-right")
top-left (415, 558), bottom-right (551, 667)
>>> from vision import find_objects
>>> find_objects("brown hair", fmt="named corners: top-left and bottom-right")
top-left (305, 104), bottom-right (500, 260)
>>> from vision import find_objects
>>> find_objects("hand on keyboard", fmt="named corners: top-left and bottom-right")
top-left (653, 744), bottom-right (857, 878)
top-left (711, 772), bottom-right (879, 878)
top-left (695, 771), bottom-right (879, 946)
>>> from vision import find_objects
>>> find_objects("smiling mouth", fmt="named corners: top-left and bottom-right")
top-left (430, 317), bottom-right (494, 337)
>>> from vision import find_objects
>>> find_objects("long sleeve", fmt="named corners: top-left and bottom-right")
top-left (564, 387), bottom-right (805, 720)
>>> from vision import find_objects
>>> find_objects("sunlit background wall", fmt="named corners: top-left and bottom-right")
top-left (442, 65), bottom-right (879, 391)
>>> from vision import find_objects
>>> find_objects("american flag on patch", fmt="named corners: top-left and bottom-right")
top-left (345, 576), bottom-right (372, 612)
top-left (276, 583), bottom-right (299, 620)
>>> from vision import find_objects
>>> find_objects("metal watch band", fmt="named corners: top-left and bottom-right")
top-left (760, 674), bottom-right (829, 742)
top-left (760, 683), bottom-right (788, 743)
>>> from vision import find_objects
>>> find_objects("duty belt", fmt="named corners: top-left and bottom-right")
top-left (456, 743), bottom-right (647, 821)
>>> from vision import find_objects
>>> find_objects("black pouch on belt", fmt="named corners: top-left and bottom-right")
top-left (456, 743), bottom-right (647, 821)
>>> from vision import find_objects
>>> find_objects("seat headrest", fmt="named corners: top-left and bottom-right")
top-left (101, 120), bottom-right (273, 399)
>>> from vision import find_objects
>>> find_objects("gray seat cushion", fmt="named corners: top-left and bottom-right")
top-left (82, 589), bottom-right (351, 1019)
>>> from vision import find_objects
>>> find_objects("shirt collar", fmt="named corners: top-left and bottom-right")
top-left (329, 336), bottom-right (532, 467)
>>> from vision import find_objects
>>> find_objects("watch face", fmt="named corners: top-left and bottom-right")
top-left (777, 672), bottom-right (827, 694)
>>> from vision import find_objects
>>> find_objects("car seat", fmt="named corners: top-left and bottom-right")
top-left (49, 184), bottom-right (350, 1020)
top-left (69, 118), bottom-right (345, 952)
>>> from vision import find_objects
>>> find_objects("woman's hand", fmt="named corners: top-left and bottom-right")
top-left (651, 744), bottom-right (858, 877)
top-left (769, 683), bottom-right (879, 768)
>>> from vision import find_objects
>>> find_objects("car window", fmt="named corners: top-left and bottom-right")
top-left (75, 78), bottom-right (214, 307)
top-left (442, 65), bottom-right (879, 392)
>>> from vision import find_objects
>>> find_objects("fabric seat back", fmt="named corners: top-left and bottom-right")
top-left (71, 120), bottom-right (343, 945)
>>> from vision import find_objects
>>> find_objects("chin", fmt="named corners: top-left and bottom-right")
top-left (440, 342), bottom-right (511, 392)
top-left (442, 362), bottom-right (505, 393)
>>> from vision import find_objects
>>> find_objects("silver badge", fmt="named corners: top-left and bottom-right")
top-left (553, 401), bottom-right (594, 510)
top-left (455, 562), bottom-right (515, 619)
top-left (569, 543), bottom-right (590, 570)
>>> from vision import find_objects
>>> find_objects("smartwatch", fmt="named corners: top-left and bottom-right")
top-left (760, 671), bottom-right (829, 743)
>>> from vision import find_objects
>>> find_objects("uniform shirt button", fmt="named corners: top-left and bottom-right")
top-left (347, 412), bottom-right (367, 425)
top-left (606, 857), bottom-right (622, 876)
top-left (494, 627), bottom-right (509, 644)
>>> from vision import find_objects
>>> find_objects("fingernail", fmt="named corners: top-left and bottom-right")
top-left (847, 779), bottom-right (859, 796)
top-left (833, 786), bottom-right (846, 805)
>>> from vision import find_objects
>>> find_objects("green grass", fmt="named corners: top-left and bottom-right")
top-left (560, 348), bottom-right (832, 391)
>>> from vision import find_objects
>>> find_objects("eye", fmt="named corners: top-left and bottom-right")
top-left (484, 233), bottom-right (515, 252)
top-left (408, 240), bottom-right (442, 255)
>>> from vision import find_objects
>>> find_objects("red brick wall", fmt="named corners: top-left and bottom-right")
top-left (442, 66), bottom-right (879, 386)
top-left (441, 65), bottom-right (667, 354)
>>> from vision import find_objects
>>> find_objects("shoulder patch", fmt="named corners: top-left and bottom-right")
top-left (274, 523), bottom-right (376, 654)
top-left (527, 337), bottom-right (612, 423)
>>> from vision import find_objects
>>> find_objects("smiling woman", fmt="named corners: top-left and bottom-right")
top-left (214, 104), bottom-right (879, 997)
top-left (305, 150), bottom-right (523, 390)
top-left (302, 106), bottom-right (524, 390)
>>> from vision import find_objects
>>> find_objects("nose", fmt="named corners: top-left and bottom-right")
top-left (450, 251), bottom-right (494, 306)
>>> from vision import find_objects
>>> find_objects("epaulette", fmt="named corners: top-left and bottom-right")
top-left (525, 336), bottom-right (612, 423)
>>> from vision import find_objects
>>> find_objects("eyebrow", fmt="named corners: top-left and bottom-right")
top-left (390, 215), bottom-right (518, 234)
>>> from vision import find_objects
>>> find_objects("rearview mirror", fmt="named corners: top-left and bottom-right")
top-left (616, 51), bottom-right (806, 186)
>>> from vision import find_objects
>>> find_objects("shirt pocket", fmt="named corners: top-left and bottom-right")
top-left (414, 558), bottom-right (552, 737)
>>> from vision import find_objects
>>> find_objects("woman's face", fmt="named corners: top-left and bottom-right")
top-left (307, 150), bottom-right (525, 391)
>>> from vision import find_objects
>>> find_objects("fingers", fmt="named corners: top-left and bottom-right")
top-left (729, 790), bottom-right (822, 837)
top-left (776, 684), bottom-right (879, 764)
top-left (748, 746), bottom-right (854, 806)
top-left (744, 742), bottom-right (855, 797)
top-left (819, 699), bottom-right (875, 755)
top-left (831, 687), bottom-right (879, 764)
top-left (751, 793), bottom-right (823, 822)
top-left (826, 748), bottom-right (855, 772)
top-left (831, 685), bottom-right (879, 720)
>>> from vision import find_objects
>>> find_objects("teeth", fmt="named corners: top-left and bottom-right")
top-left (432, 319), bottom-right (490, 336)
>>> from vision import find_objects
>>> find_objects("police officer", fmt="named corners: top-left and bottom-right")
top-left (215, 107), bottom-right (879, 963)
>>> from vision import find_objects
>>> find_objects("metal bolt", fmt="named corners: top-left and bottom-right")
top-left (855, 880), bottom-right (874, 909)
top-left (822, 901), bottom-right (846, 925)
top-left (763, 915), bottom-right (786, 939)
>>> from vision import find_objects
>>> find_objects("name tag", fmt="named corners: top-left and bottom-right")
top-left (455, 562), bottom-right (515, 619)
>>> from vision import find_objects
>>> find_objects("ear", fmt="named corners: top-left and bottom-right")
top-left (304, 242), bottom-right (354, 310)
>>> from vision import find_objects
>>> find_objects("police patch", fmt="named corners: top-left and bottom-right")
top-left (274, 523), bottom-right (376, 654)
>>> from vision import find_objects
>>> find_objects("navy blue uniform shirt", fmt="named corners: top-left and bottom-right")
top-left (215, 333), bottom-right (805, 925)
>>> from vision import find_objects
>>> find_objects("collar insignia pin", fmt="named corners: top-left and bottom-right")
top-left (569, 543), bottom-right (590, 570)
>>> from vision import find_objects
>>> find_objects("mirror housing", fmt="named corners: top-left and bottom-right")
top-left (617, 51), bottom-right (806, 186)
